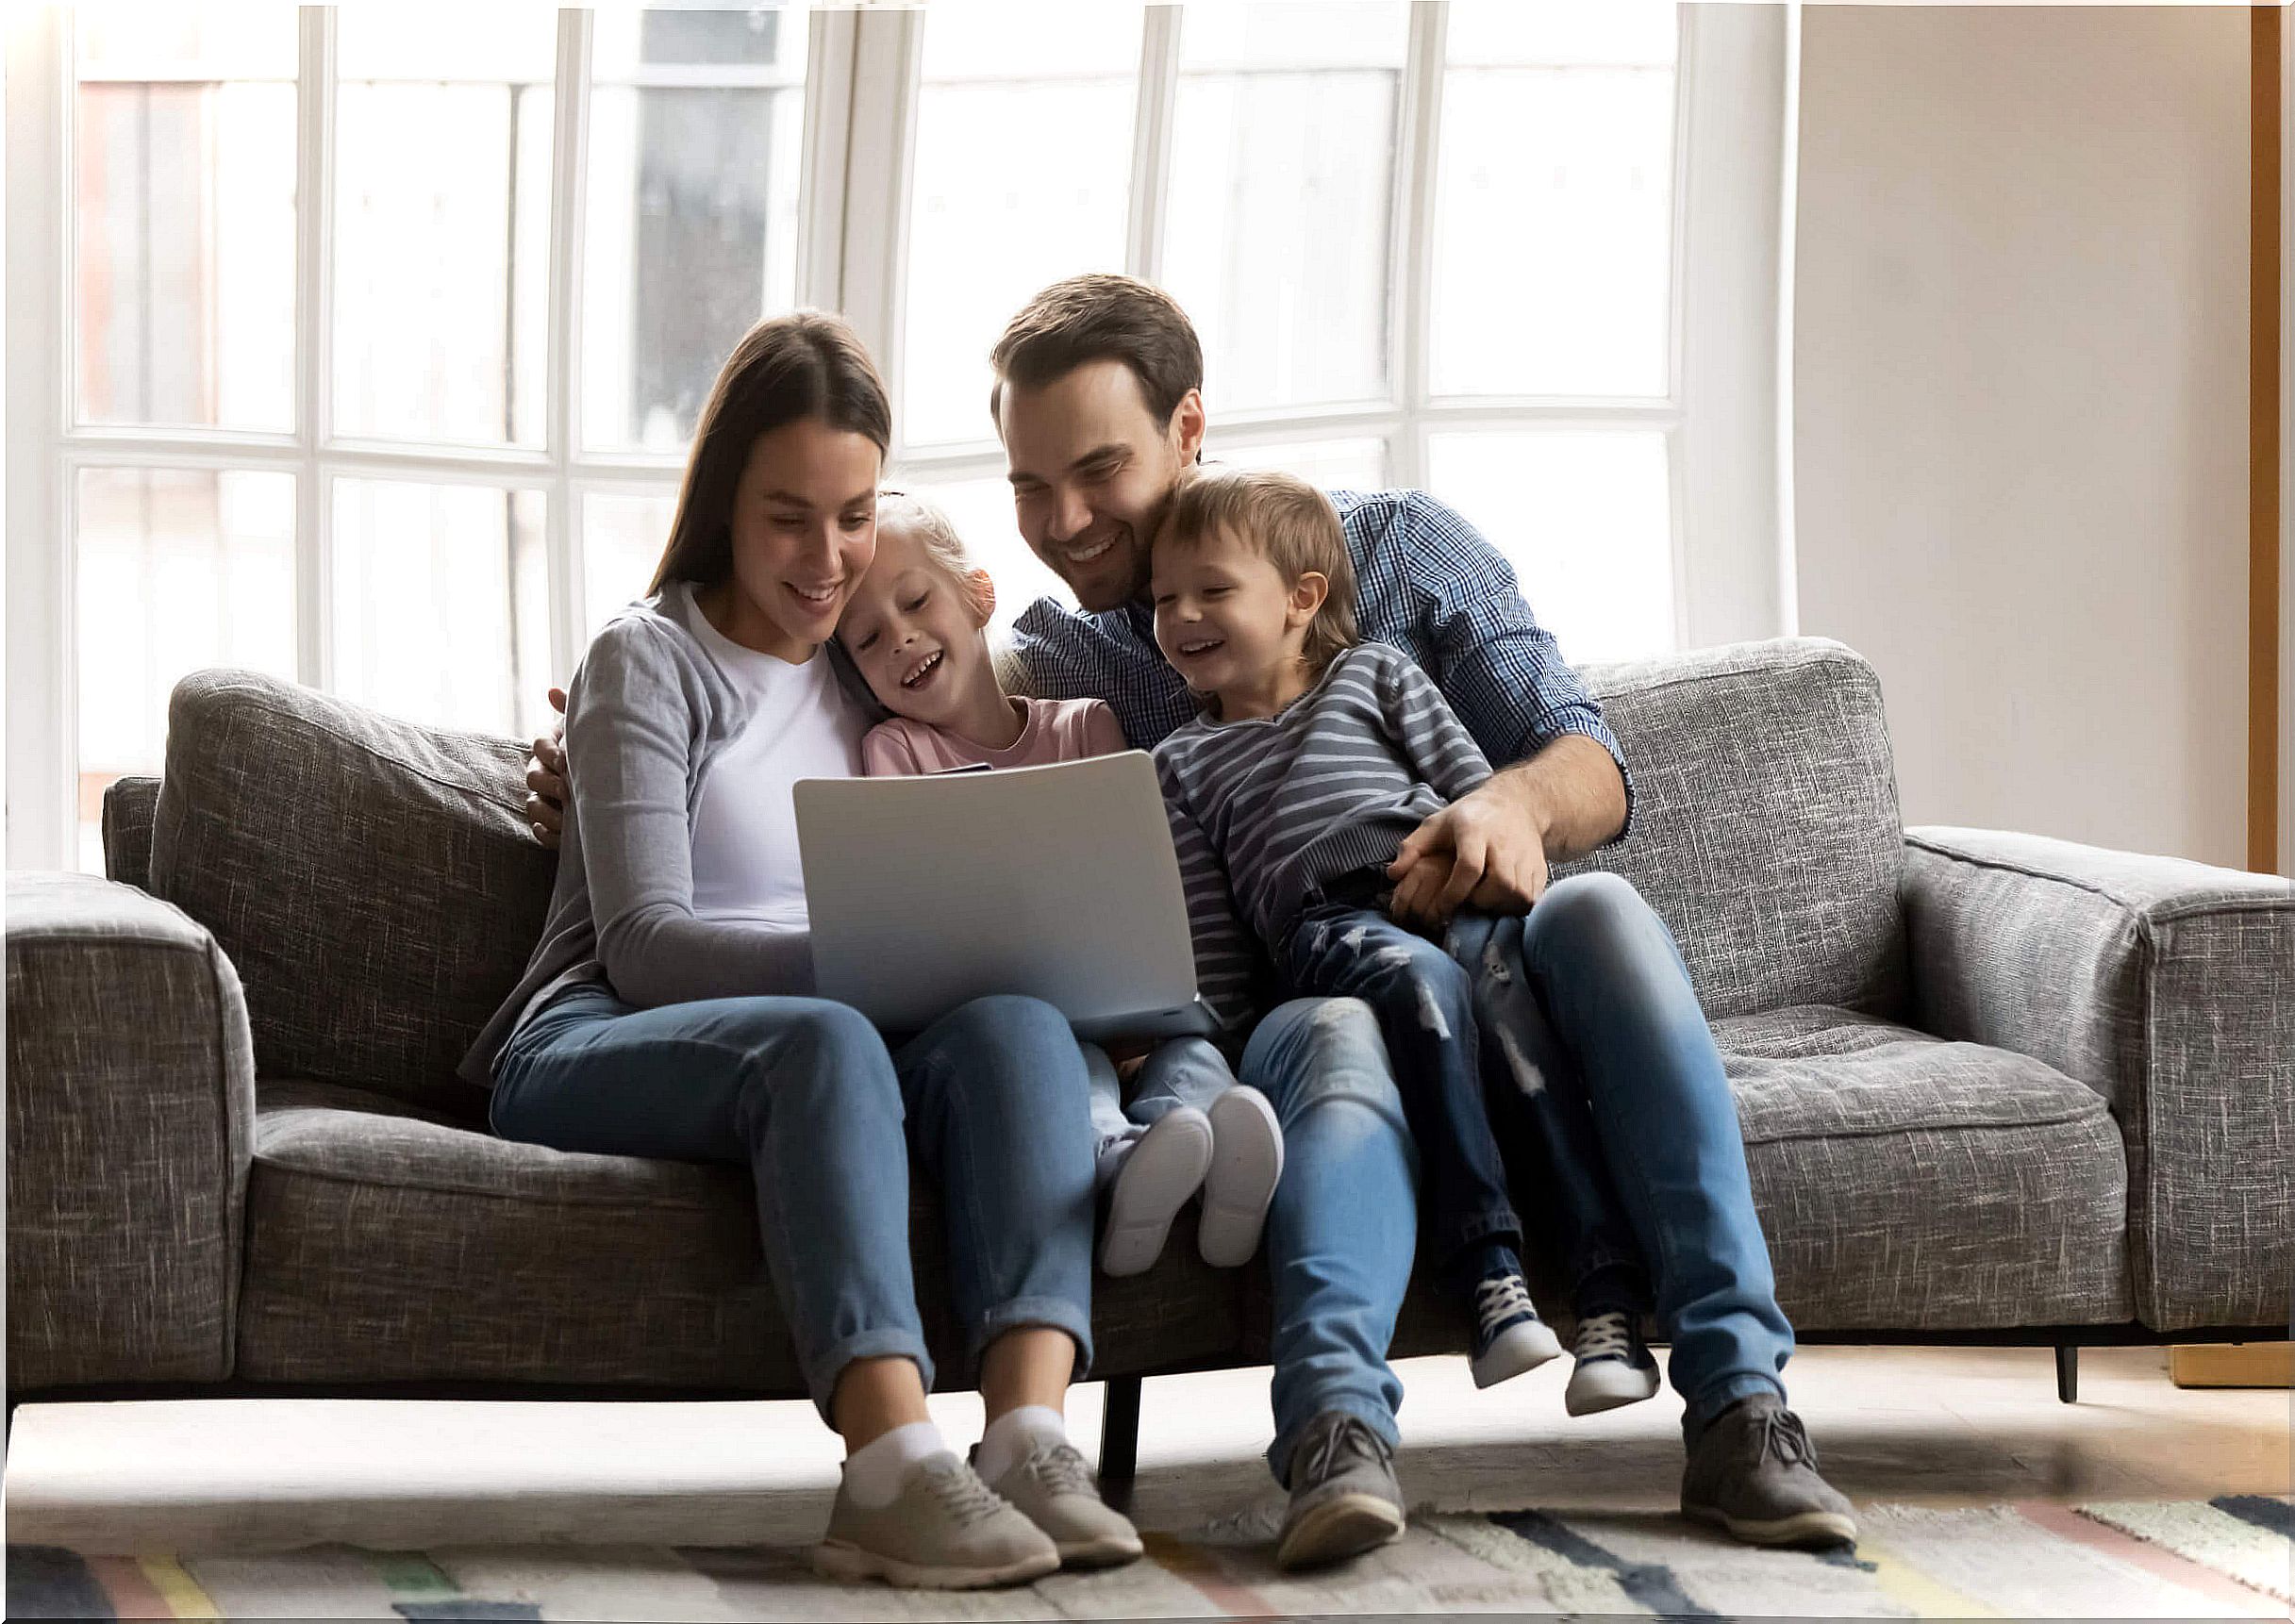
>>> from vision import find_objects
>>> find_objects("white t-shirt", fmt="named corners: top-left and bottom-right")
top-left (682, 583), bottom-right (872, 928)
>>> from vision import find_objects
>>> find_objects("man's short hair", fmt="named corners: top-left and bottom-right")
top-left (990, 273), bottom-right (1205, 430)
top-left (1156, 466), bottom-right (1361, 677)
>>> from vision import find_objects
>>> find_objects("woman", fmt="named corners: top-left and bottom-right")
top-left (460, 312), bottom-right (1137, 1591)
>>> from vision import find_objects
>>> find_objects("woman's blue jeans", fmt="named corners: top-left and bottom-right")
top-left (489, 984), bottom-right (1097, 1421)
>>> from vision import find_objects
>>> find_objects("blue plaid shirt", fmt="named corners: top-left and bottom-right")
top-left (1006, 486), bottom-right (1636, 843)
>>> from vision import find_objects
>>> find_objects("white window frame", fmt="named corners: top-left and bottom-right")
top-left (5, 2), bottom-right (1791, 873)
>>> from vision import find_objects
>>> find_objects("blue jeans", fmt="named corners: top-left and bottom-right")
top-left (1082, 1036), bottom-right (1238, 1166)
top-left (1488, 871), bottom-right (1795, 1433)
top-left (1278, 902), bottom-right (1521, 1273)
top-left (488, 984), bottom-right (1096, 1421)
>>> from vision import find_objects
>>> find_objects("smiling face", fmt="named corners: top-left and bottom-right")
top-left (717, 417), bottom-right (883, 662)
top-left (838, 517), bottom-right (999, 728)
top-left (997, 358), bottom-right (1206, 612)
top-left (1150, 522), bottom-right (1324, 706)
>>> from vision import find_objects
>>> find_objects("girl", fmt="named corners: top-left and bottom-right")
top-left (834, 491), bottom-right (1286, 1281)
top-left (469, 314), bottom-right (1139, 1590)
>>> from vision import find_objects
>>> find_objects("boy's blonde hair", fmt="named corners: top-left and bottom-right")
top-left (876, 488), bottom-right (990, 621)
top-left (1154, 466), bottom-right (1360, 676)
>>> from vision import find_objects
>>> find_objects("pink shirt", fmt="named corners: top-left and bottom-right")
top-left (861, 696), bottom-right (1129, 776)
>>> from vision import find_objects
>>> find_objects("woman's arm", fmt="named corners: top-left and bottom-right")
top-left (571, 624), bottom-right (816, 1006)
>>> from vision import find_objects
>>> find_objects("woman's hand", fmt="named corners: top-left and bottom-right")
top-left (525, 687), bottom-right (570, 848)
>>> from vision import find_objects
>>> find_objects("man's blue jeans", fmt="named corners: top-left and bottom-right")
top-left (489, 985), bottom-right (1097, 1420)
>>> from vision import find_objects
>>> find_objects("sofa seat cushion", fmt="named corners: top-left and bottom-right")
top-left (235, 1084), bottom-right (1244, 1390)
top-left (1713, 1006), bottom-right (2131, 1329)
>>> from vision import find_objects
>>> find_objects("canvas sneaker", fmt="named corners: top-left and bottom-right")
top-left (814, 1451), bottom-right (1059, 1589)
top-left (974, 1439), bottom-right (1143, 1569)
top-left (1198, 1085), bottom-right (1285, 1268)
top-left (1680, 1395), bottom-right (1858, 1549)
top-left (1564, 1308), bottom-right (1662, 1416)
top-left (1276, 1412), bottom-right (1408, 1571)
top-left (1469, 1270), bottom-right (1563, 1389)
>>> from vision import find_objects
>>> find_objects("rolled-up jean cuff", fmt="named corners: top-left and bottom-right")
top-left (807, 1328), bottom-right (937, 1425)
top-left (1681, 1371), bottom-right (1787, 1442)
top-left (970, 1295), bottom-right (1095, 1386)
top-left (1265, 1397), bottom-right (1402, 1488)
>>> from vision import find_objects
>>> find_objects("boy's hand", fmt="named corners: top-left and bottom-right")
top-left (1387, 777), bottom-right (1552, 929)
top-left (524, 687), bottom-right (570, 848)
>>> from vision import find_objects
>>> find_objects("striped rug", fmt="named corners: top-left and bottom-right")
top-left (8, 1496), bottom-right (2287, 1619)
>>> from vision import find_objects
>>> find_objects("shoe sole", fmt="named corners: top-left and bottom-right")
top-left (813, 1538), bottom-right (1061, 1589)
top-left (1276, 1492), bottom-right (1407, 1570)
top-left (1099, 1113), bottom-right (1214, 1278)
top-left (1056, 1533), bottom-right (1146, 1569)
top-left (1564, 1364), bottom-right (1662, 1417)
top-left (1199, 1087), bottom-right (1284, 1268)
top-left (1683, 1502), bottom-right (1858, 1549)
top-left (1470, 1318), bottom-right (1564, 1388)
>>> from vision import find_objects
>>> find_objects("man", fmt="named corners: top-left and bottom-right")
top-left (527, 274), bottom-right (1855, 1566)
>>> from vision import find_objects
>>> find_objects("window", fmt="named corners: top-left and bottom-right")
top-left (8, 4), bottom-right (1787, 871)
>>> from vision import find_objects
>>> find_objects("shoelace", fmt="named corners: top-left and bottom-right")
top-left (1474, 1273), bottom-right (1537, 1331)
top-left (923, 1460), bottom-right (1010, 1529)
top-left (1291, 1414), bottom-right (1396, 1491)
top-left (1017, 1441), bottom-right (1098, 1498)
top-left (1574, 1310), bottom-right (1636, 1362)
top-left (1750, 1407), bottom-right (1818, 1471)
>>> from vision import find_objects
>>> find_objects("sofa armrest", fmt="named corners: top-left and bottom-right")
top-left (6, 871), bottom-right (255, 1391)
top-left (1901, 827), bottom-right (2293, 1333)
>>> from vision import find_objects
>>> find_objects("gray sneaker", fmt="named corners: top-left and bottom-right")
top-left (1680, 1396), bottom-right (1858, 1549)
top-left (1275, 1412), bottom-right (1407, 1571)
top-left (975, 1439), bottom-right (1144, 1569)
top-left (814, 1451), bottom-right (1059, 1589)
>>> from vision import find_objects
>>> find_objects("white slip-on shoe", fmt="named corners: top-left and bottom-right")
top-left (1098, 1107), bottom-right (1213, 1277)
top-left (1198, 1085), bottom-right (1285, 1268)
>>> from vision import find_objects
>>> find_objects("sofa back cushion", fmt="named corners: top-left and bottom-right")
top-left (149, 671), bottom-right (554, 1119)
top-left (1559, 638), bottom-right (1908, 1019)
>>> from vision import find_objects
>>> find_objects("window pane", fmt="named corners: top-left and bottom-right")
top-left (1431, 5), bottom-right (1675, 398)
top-left (582, 490), bottom-right (677, 635)
top-left (75, 16), bottom-right (295, 430)
top-left (330, 479), bottom-right (550, 737)
top-left (75, 467), bottom-right (296, 870)
top-left (332, 13), bottom-right (554, 445)
top-left (1206, 437), bottom-right (1389, 491)
top-left (583, 11), bottom-right (807, 453)
top-left (902, 3), bottom-right (1143, 449)
top-left (1425, 431), bottom-right (1673, 664)
top-left (1164, 4), bottom-right (1405, 412)
top-left (890, 473), bottom-right (1074, 643)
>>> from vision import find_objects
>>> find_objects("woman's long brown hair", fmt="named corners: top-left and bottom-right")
top-left (646, 310), bottom-right (892, 595)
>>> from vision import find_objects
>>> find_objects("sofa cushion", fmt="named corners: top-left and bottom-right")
top-left (149, 671), bottom-right (555, 1120)
top-left (1561, 638), bottom-right (1910, 1020)
top-left (1714, 1005), bottom-right (2131, 1328)
top-left (234, 1084), bottom-right (1246, 1390)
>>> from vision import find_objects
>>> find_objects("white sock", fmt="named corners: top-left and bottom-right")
top-left (973, 1403), bottom-right (1068, 1484)
top-left (841, 1419), bottom-right (947, 1509)
top-left (1095, 1129), bottom-right (1141, 1191)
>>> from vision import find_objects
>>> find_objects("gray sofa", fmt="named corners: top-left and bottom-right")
top-left (9, 637), bottom-right (2290, 1493)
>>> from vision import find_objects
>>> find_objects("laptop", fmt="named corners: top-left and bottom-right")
top-left (793, 751), bottom-right (1219, 1043)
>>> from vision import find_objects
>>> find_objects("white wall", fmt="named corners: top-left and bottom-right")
top-left (1793, 5), bottom-right (2251, 869)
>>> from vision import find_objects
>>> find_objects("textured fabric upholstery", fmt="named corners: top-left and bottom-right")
top-left (1559, 639), bottom-right (1910, 1020)
top-left (1903, 827), bottom-right (2295, 1332)
top-left (100, 775), bottom-right (160, 892)
top-left (149, 671), bottom-right (554, 1121)
top-left (6, 873), bottom-right (255, 1388)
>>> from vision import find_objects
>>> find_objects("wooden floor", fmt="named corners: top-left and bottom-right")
top-left (6, 1345), bottom-right (2289, 1555)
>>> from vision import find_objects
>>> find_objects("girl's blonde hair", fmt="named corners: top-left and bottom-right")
top-left (875, 488), bottom-right (990, 621)
top-left (1153, 466), bottom-right (1360, 677)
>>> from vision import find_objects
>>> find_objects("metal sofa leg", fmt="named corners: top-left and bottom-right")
top-left (1099, 1375), bottom-right (1143, 1512)
top-left (2055, 1344), bottom-right (2078, 1403)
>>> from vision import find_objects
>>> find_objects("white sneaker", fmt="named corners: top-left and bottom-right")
top-left (1198, 1085), bottom-right (1285, 1268)
top-left (1565, 1308), bottom-right (1661, 1416)
top-left (1098, 1108), bottom-right (1212, 1277)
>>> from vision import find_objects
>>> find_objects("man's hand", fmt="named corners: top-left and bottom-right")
top-left (1386, 773), bottom-right (1551, 932)
top-left (524, 686), bottom-right (569, 849)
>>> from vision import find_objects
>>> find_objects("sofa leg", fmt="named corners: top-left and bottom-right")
top-left (1099, 1375), bottom-right (1142, 1512)
top-left (2055, 1344), bottom-right (2079, 1404)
